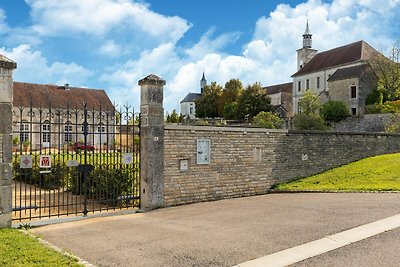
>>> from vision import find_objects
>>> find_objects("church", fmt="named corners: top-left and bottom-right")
top-left (292, 21), bottom-right (378, 116)
top-left (180, 72), bottom-right (207, 119)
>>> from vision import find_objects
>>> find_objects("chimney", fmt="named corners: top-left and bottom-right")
top-left (64, 83), bottom-right (70, 90)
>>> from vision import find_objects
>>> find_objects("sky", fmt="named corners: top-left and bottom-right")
top-left (0, 0), bottom-right (399, 113)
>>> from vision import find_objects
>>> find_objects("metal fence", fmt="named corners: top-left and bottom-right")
top-left (12, 102), bottom-right (140, 221)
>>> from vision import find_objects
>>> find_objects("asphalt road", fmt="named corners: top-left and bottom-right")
top-left (31, 193), bottom-right (400, 267)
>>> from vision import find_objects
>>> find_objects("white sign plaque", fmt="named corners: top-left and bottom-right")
top-left (66, 160), bottom-right (79, 167)
top-left (123, 153), bottom-right (133, 164)
top-left (39, 155), bottom-right (52, 168)
top-left (197, 139), bottom-right (211, 165)
top-left (20, 155), bottom-right (33, 169)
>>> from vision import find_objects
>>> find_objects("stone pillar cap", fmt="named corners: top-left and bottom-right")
top-left (138, 74), bottom-right (166, 86)
top-left (0, 54), bottom-right (17, 69)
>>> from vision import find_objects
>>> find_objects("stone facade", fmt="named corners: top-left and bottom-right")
top-left (0, 54), bottom-right (16, 228)
top-left (331, 114), bottom-right (393, 133)
top-left (163, 125), bottom-right (400, 206)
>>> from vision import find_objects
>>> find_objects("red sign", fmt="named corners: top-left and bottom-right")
top-left (40, 155), bottom-right (52, 168)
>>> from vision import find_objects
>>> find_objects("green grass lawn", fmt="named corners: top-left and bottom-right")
top-left (274, 153), bottom-right (400, 192)
top-left (0, 228), bottom-right (82, 267)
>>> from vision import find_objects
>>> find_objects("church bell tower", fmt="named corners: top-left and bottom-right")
top-left (200, 71), bottom-right (207, 95)
top-left (297, 20), bottom-right (318, 70)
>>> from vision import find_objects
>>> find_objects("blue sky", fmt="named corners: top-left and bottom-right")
top-left (0, 0), bottom-right (399, 113)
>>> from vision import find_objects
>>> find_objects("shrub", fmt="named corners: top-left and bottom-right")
top-left (321, 101), bottom-right (350, 123)
top-left (293, 113), bottom-right (328, 131)
top-left (253, 111), bottom-right (283, 129)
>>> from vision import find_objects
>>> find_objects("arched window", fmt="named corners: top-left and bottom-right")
top-left (97, 122), bottom-right (105, 133)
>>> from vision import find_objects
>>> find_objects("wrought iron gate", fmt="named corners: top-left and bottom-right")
top-left (12, 101), bottom-right (140, 221)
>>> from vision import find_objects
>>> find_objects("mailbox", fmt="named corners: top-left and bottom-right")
top-left (197, 139), bottom-right (210, 165)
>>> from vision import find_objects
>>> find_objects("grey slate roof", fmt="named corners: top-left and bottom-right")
top-left (327, 64), bottom-right (369, 82)
top-left (263, 82), bottom-right (292, 95)
top-left (180, 93), bottom-right (202, 103)
top-left (292, 40), bottom-right (378, 77)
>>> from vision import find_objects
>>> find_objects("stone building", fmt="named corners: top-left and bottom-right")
top-left (263, 82), bottom-right (293, 118)
top-left (292, 21), bottom-right (379, 116)
top-left (180, 72), bottom-right (207, 119)
top-left (12, 82), bottom-right (115, 150)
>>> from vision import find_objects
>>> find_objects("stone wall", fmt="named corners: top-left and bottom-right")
top-left (331, 114), bottom-right (393, 133)
top-left (163, 125), bottom-right (400, 206)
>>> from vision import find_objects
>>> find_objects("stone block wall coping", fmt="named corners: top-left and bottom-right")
top-left (289, 130), bottom-right (400, 137)
top-left (164, 124), bottom-right (289, 134)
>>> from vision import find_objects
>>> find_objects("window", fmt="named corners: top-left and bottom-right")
top-left (298, 81), bottom-right (301, 92)
top-left (64, 122), bottom-right (73, 142)
top-left (20, 121), bottom-right (29, 143)
top-left (97, 123), bottom-right (105, 133)
top-left (317, 77), bottom-right (320, 89)
top-left (81, 125), bottom-right (89, 133)
top-left (352, 108), bottom-right (357, 115)
top-left (189, 107), bottom-right (193, 114)
top-left (306, 79), bottom-right (310, 90)
top-left (351, 86), bottom-right (357, 98)
top-left (42, 121), bottom-right (50, 144)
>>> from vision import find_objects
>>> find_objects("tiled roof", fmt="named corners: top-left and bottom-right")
top-left (13, 82), bottom-right (114, 111)
top-left (263, 82), bottom-right (292, 95)
top-left (138, 74), bottom-right (166, 86)
top-left (180, 93), bottom-right (202, 103)
top-left (327, 64), bottom-right (369, 82)
top-left (292, 40), bottom-right (378, 77)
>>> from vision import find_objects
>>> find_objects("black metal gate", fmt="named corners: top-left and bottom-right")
top-left (12, 101), bottom-right (140, 221)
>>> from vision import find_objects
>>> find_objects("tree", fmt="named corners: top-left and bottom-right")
top-left (218, 79), bottom-right (243, 115)
top-left (195, 82), bottom-right (222, 118)
top-left (165, 109), bottom-right (183, 123)
top-left (293, 91), bottom-right (327, 130)
top-left (237, 82), bottom-right (272, 119)
top-left (253, 111), bottom-right (283, 129)
top-left (370, 42), bottom-right (400, 102)
top-left (321, 101), bottom-right (350, 123)
top-left (223, 102), bottom-right (239, 119)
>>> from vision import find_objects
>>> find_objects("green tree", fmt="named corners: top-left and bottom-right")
top-left (223, 102), bottom-right (240, 119)
top-left (321, 101), bottom-right (350, 123)
top-left (237, 82), bottom-right (272, 119)
top-left (195, 82), bottom-right (223, 118)
top-left (253, 111), bottom-right (283, 129)
top-left (166, 109), bottom-right (183, 123)
top-left (293, 91), bottom-right (327, 130)
top-left (218, 79), bottom-right (244, 116)
top-left (370, 42), bottom-right (400, 101)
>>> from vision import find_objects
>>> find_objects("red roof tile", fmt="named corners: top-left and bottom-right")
top-left (13, 82), bottom-right (114, 111)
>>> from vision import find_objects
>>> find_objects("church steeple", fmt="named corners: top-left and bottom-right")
top-left (200, 71), bottom-right (207, 95)
top-left (302, 19), bottom-right (312, 48)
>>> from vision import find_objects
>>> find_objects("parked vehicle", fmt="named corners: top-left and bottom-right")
top-left (73, 142), bottom-right (95, 152)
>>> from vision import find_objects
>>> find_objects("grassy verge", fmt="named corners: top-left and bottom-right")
top-left (274, 153), bottom-right (400, 192)
top-left (0, 228), bottom-right (82, 266)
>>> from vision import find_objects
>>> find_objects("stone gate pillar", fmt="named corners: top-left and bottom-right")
top-left (0, 54), bottom-right (17, 228)
top-left (139, 74), bottom-right (165, 211)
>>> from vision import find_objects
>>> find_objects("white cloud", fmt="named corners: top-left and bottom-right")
top-left (0, 44), bottom-right (93, 86)
top-left (26, 0), bottom-right (191, 44)
top-left (98, 40), bottom-right (124, 57)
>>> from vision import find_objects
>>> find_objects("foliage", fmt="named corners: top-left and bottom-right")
top-left (298, 90), bottom-right (321, 115)
top-left (23, 140), bottom-right (30, 148)
top-left (194, 119), bottom-right (209, 126)
top-left (0, 229), bottom-right (81, 266)
top-left (366, 100), bottom-right (400, 114)
top-left (273, 153), bottom-right (400, 192)
top-left (365, 89), bottom-right (383, 105)
top-left (293, 113), bottom-right (328, 131)
top-left (166, 109), bottom-right (184, 123)
top-left (321, 101), bottom-right (350, 123)
top-left (223, 102), bottom-right (239, 119)
top-left (294, 91), bottom-right (327, 130)
top-left (12, 136), bottom-right (19, 145)
top-left (370, 42), bottom-right (400, 102)
top-left (195, 82), bottom-right (223, 118)
top-left (217, 79), bottom-right (244, 115)
top-left (237, 82), bottom-right (272, 119)
top-left (252, 111), bottom-right (283, 129)
top-left (386, 113), bottom-right (400, 133)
